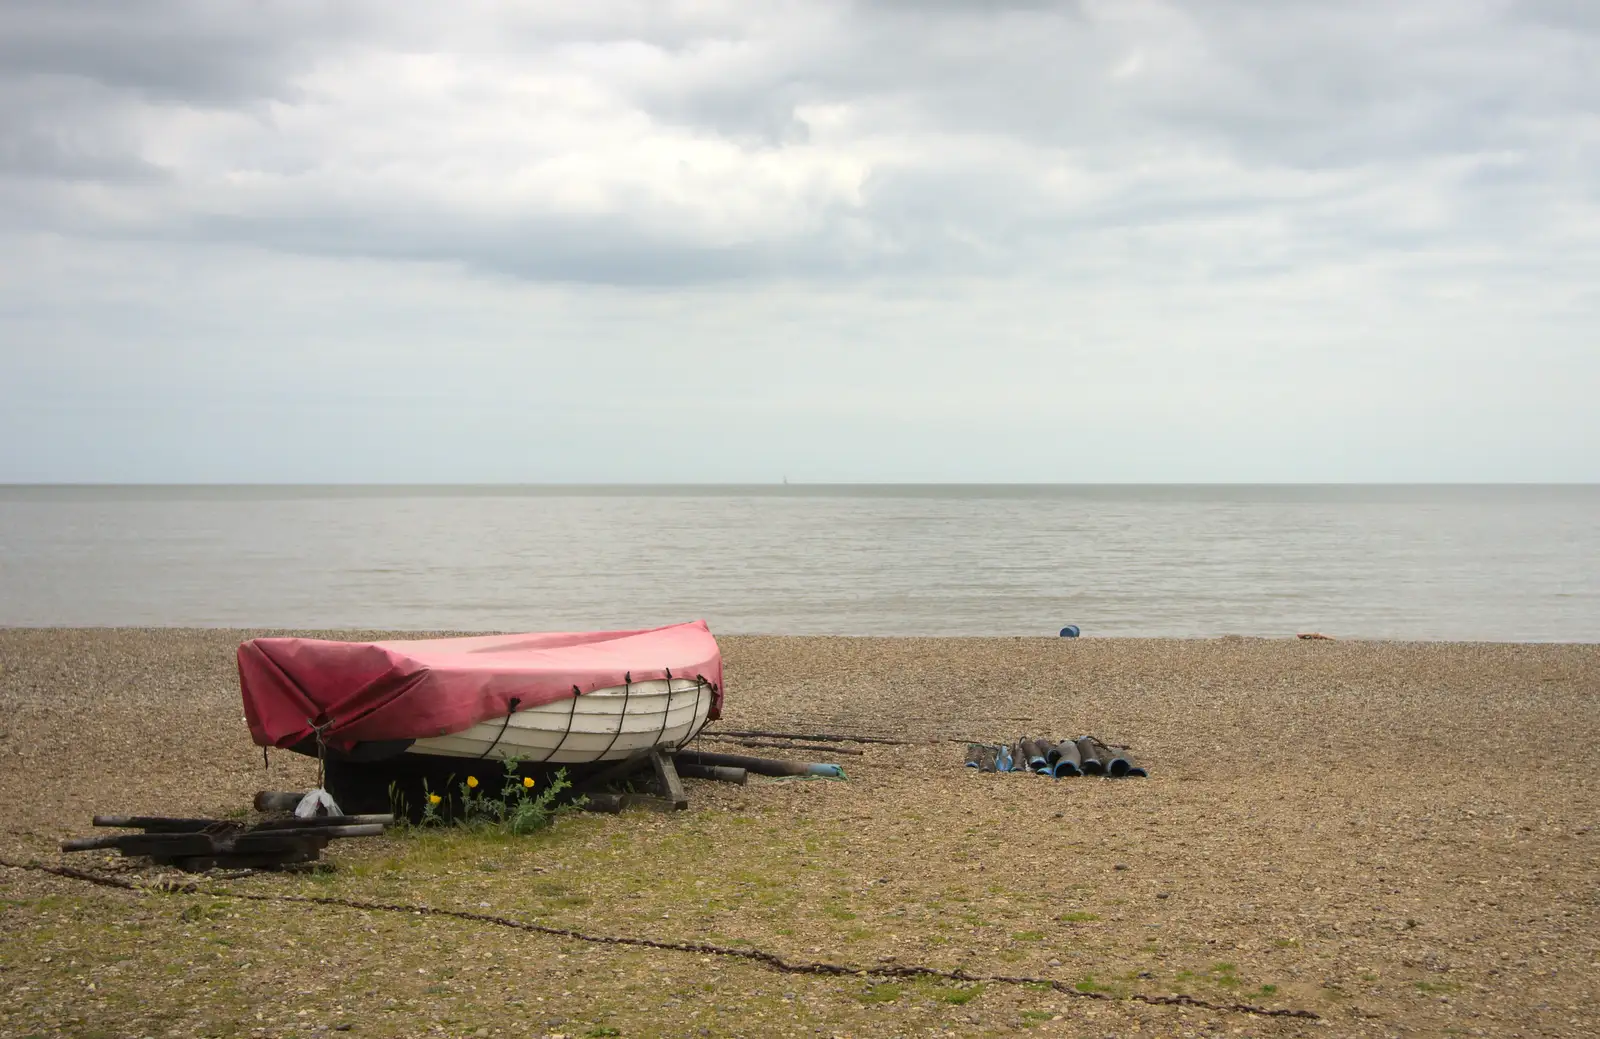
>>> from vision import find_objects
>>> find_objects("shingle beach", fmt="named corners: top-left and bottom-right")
top-left (2, 629), bottom-right (1596, 1037)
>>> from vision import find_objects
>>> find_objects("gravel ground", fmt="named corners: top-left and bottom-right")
top-left (1, 629), bottom-right (1596, 1039)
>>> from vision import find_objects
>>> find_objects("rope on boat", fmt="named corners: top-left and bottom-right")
top-left (596, 672), bottom-right (632, 761)
top-left (307, 719), bottom-right (333, 789)
top-left (0, 858), bottom-right (1319, 1021)
top-left (538, 686), bottom-right (583, 765)
top-left (651, 668), bottom-right (674, 749)
top-left (475, 697), bottom-right (522, 761)
top-left (674, 675), bottom-right (716, 753)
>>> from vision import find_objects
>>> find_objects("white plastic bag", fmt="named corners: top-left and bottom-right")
top-left (294, 788), bottom-right (343, 818)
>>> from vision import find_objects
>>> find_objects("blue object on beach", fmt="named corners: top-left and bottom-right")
top-left (1059, 625), bottom-right (1081, 638)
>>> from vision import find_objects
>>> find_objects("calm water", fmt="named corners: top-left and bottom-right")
top-left (1, 485), bottom-right (1596, 641)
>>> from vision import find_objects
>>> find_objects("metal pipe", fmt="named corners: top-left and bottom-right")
top-left (1102, 748), bottom-right (1146, 777)
top-left (1019, 738), bottom-right (1051, 774)
top-left (252, 791), bottom-right (307, 813)
top-left (674, 763), bottom-right (749, 785)
top-left (1049, 740), bottom-right (1082, 777)
top-left (234, 823), bottom-right (385, 843)
top-left (674, 750), bottom-right (845, 779)
top-left (1074, 736), bottom-right (1106, 775)
top-left (61, 834), bottom-right (129, 852)
top-left (250, 814), bottom-right (394, 830)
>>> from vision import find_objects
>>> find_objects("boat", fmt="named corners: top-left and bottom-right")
top-left (408, 675), bottom-right (714, 763)
top-left (237, 621), bottom-right (723, 766)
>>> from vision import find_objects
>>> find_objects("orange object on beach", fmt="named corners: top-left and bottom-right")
top-left (1297, 632), bottom-right (1336, 640)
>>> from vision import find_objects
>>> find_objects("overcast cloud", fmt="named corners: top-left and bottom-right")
top-left (1, 0), bottom-right (1596, 482)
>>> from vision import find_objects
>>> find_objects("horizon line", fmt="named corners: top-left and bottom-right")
top-left (4, 481), bottom-right (1598, 489)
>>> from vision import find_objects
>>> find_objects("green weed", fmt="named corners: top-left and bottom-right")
top-left (410, 763), bottom-right (583, 835)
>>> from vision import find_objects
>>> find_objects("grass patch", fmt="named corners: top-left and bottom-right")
top-left (1207, 962), bottom-right (1242, 987)
top-left (1011, 930), bottom-right (1045, 941)
top-left (552, 894), bottom-right (593, 908)
top-left (933, 984), bottom-right (985, 1005)
top-left (857, 983), bottom-right (902, 1004)
top-left (1057, 912), bottom-right (1099, 923)
top-left (1074, 975), bottom-right (1112, 994)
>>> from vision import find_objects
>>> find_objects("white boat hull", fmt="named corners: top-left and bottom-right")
top-left (405, 677), bottom-right (714, 764)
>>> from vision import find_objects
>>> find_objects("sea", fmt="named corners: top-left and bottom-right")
top-left (0, 485), bottom-right (1596, 641)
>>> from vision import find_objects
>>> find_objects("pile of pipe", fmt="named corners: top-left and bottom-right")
top-left (964, 736), bottom-right (1146, 778)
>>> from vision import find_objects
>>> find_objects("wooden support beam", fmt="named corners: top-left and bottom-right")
top-left (649, 748), bottom-right (689, 810)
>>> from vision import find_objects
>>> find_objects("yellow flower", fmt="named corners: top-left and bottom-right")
top-left (428, 793), bottom-right (442, 805)
top-left (466, 776), bottom-right (479, 789)
top-left (522, 776), bottom-right (535, 789)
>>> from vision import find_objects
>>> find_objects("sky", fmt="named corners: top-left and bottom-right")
top-left (0, 0), bottom-right (1596, 483)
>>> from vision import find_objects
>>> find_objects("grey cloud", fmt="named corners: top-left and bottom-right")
top-left (1516, 0), bottom-right (1600, 31)
top-left (0, 0), bottom-right (1596, 286)
top-left (0, 77), bottom-right (165, 181)
top-left (0, 0), bottom-right (370, 104)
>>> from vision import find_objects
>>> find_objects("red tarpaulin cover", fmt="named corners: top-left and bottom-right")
top-left (238, 621), bottom-right (723, 752)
